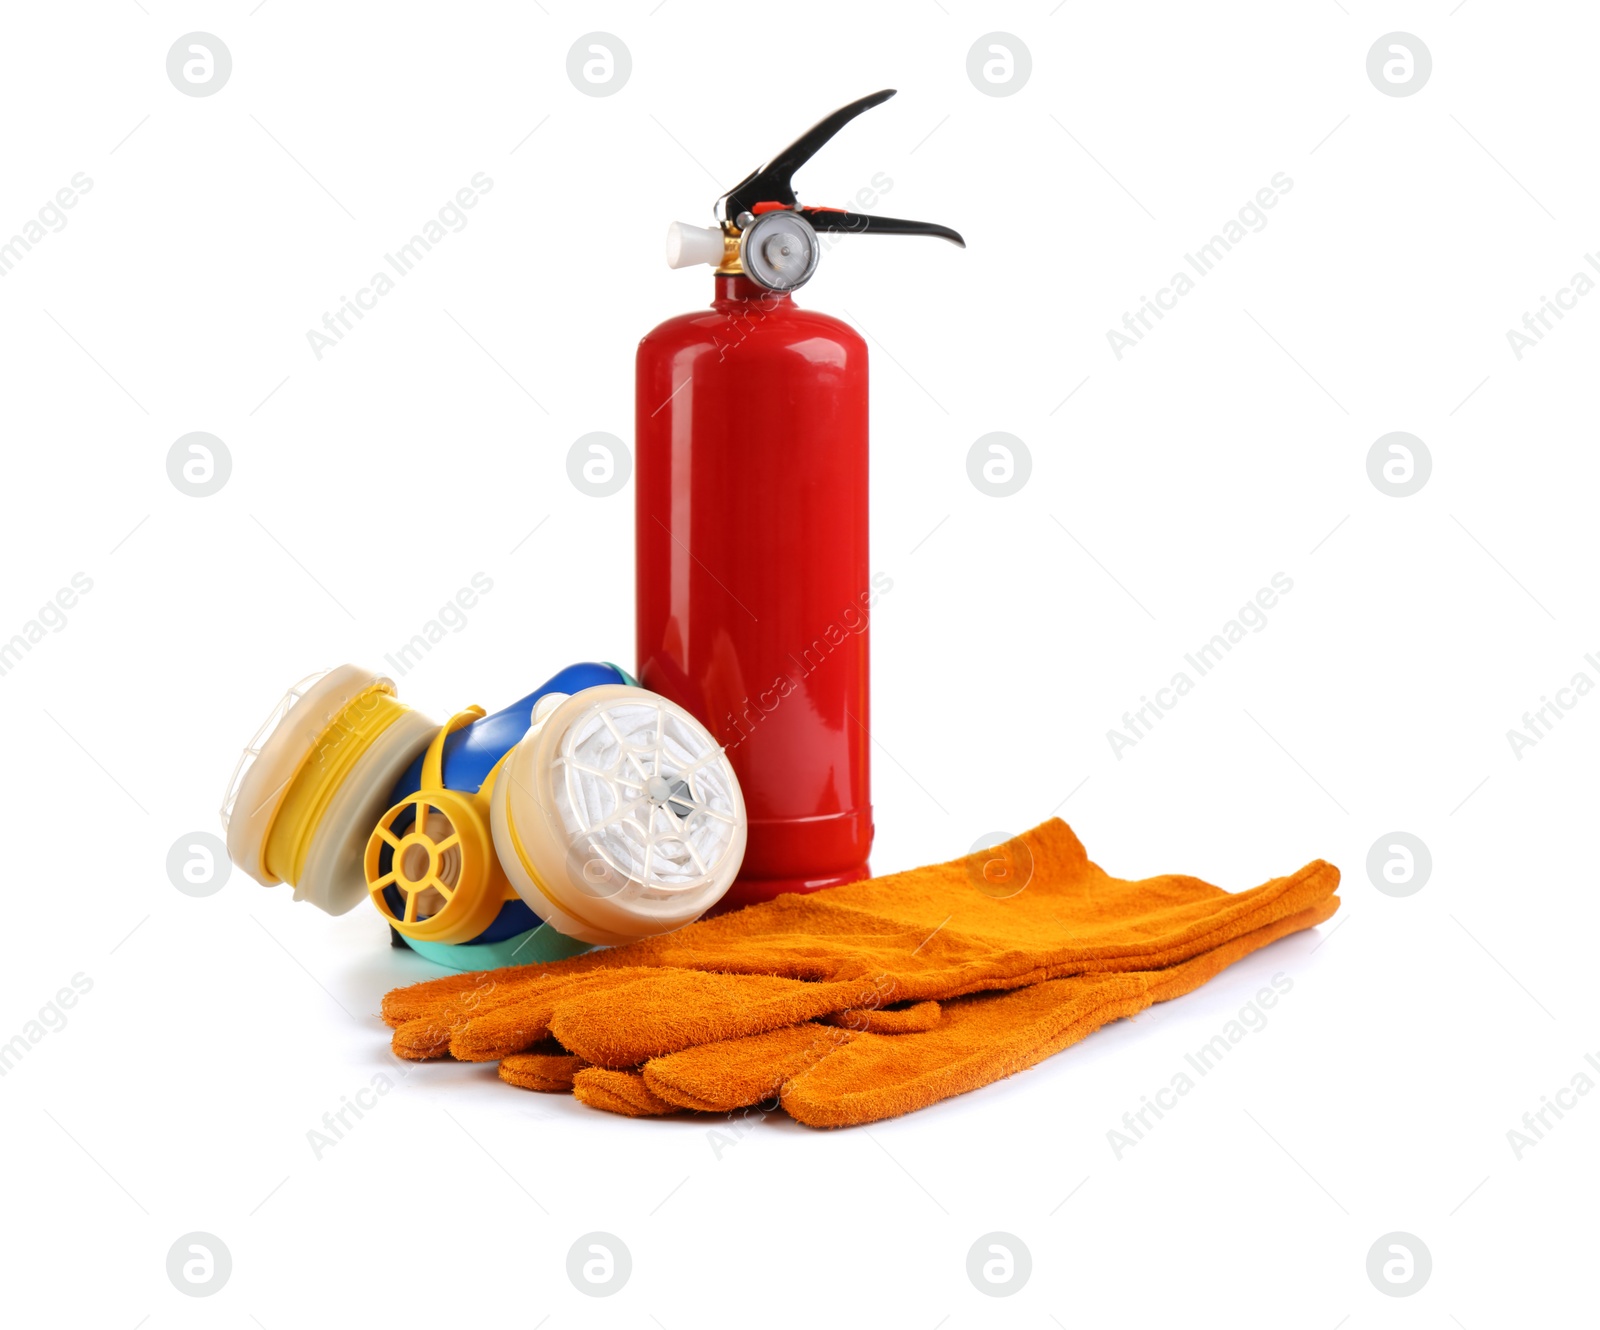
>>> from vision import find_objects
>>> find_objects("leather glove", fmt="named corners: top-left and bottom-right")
top-left (553, 896), bottom-right (1337, 1126)
top-left (381, 819), bottom-right (1339, 1071)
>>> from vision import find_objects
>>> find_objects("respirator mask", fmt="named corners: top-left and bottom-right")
top-left (221, 662), bottom-right (747, 969)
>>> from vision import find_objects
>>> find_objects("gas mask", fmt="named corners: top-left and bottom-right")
top-left (221, 662), bottom-right (747, 969)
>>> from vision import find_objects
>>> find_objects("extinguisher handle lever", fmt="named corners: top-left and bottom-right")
top-left (704, 88), bottom-right (965, 280)
top-left (722, 89), bottom-right (916, 218)
top-left (800, 208), bottom-right (965, 247)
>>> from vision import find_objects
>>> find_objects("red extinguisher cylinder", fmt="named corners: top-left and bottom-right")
top-left (636, 274), bottom-right (873, 905)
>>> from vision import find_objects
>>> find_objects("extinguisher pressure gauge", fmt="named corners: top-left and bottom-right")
top-left (739, 210), bottom-right (820, 291)
top-left (664, 89), bottom-right (963, 290)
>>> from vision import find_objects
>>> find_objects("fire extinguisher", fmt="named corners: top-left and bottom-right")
top-left (636, 89), bottom-right (963, 908)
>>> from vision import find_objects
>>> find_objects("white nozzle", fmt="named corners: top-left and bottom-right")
top-left (666, 221), bottom-right (725, 270)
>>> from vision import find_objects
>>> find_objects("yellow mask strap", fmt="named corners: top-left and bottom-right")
top-left (421, 706), bottom-right (486, 790)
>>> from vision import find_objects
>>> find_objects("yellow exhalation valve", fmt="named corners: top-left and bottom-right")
top-left (365, 708), bottom-right (517, 945)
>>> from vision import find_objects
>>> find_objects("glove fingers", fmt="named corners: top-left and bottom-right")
top-left (549, 971), bottom-right (866, 1069)
top-left (781, 975), bottom-right (1152, 1128)
top-left (387, 969), bottom-right (602, 1060)
top-left (391, 1016), bottom-right (456, 1060)
top-left (572, 1068), bottom-right (681, 1117)
top-left (643, 1024), bottom-right (856, 1113)
top-left (638, 977), bottom-right (1146, 1122)
top-left (499, 1052), bottom-right (589, 1092)
top-left (381, 967), bottom-right (523, 1028)
top-left (448, 968), bottom-right (668, 1062)
top-left (386, 978), bottom-right (553, 1056)
top-left (821, 1000), bottom-right (941, 1033)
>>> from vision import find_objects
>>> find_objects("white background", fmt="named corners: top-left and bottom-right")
top-left (1, 1), bottom-right (1595, 1324)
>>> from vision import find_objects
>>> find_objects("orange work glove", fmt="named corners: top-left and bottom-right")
top-left (381, 819), bottom-right (1339, 1068)
top-left (546, 896), bottom-right (1336, 1127)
